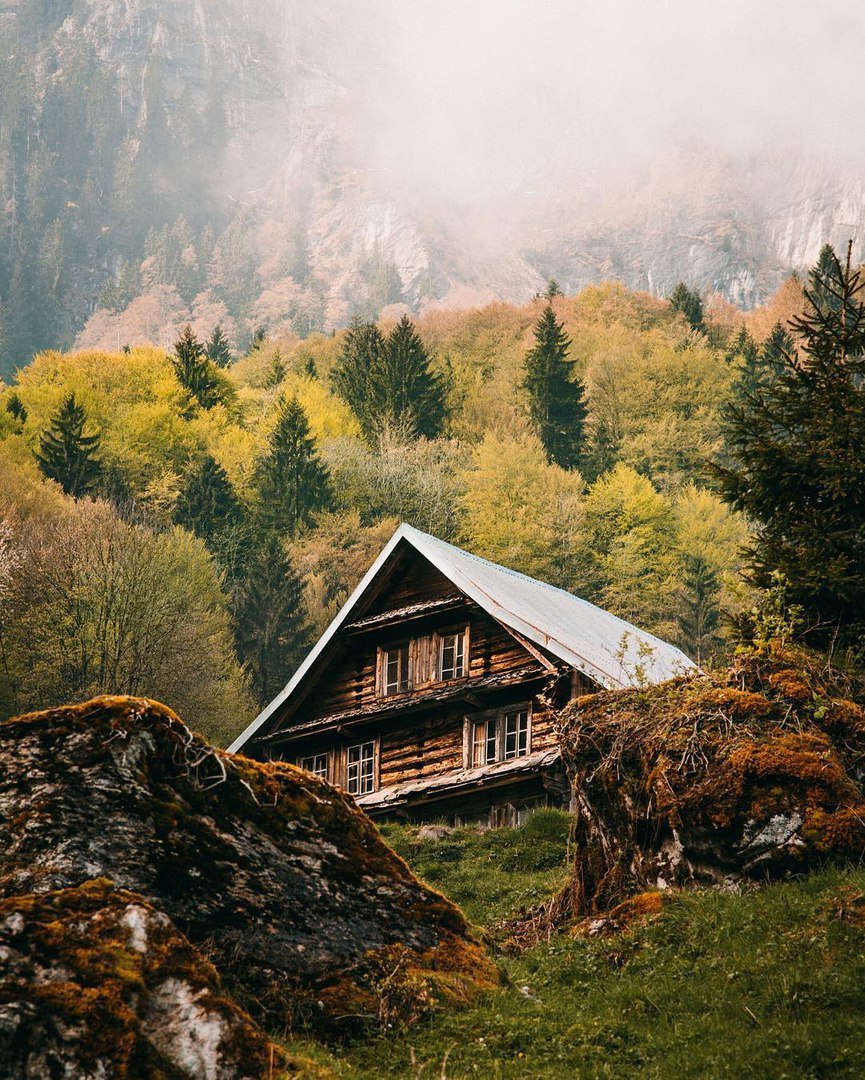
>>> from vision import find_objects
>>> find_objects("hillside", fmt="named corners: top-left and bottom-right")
top-left (284, 818), bottom-right (865, 1078)
top-left (3, 2), bottom-right (865, 374)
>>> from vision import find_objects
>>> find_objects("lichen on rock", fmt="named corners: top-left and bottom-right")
top-left (0, 696), bottom-right (498, 1043)
top-left (0, 879), bottom-right (306, 1079)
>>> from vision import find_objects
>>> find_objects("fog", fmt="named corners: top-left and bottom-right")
top-left (320, 0), bottom-right (865, 215)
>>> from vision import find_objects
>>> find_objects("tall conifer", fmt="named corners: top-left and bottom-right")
top-left (35, 393), bottom-right (102, 497)
top-left (205, 324), bottom-right (232, 367)
top-left (378, 315), bottom-right (447, 438)
top-left (331, 320), bottom-right (387, 439)
top-left (255, 395), bottom-right (331, 537)
top-left (714, 243), bottom-right (865, 639)
top-left (174, 454), bottom-right (244, 544)
top-left (172, 325), bottom-right (223, 410)
top-left (670, 282), bottom-right (704, 331)
top-left (522, 304), bottom-right (587, 470)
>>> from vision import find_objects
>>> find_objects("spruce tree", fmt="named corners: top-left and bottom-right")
top-left (172, 326), bottom-right (223, 410)
top-left (377, 315), bottom-right (447, 438)
top-left (734, 321), bottom-right (794, 400)
top-left (35, 393), bottom-right (102, 497)
top-left (714, 242), bottom-right (865, 640)
top-left (522, 304), bottom-right (587, 470)
top-left (330, 320), bottom-right (387, 439)
top-left (255, 394), bottom-right (331, 537)
top-left (670, 282), bottom-right (704, 331)
top-left (233, 534), bottom-right (311, 703)
top-left (545, 279), bottom-right (562, 300)
top-left (205, 324), bottom-right (232, 367)
top-left (174, 454), bottom-right (244, 545)
top-left (5, 391), bottom-right (27, 424)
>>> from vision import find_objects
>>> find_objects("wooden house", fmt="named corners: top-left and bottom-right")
top-left (229, 524), bottom-right (694, 826)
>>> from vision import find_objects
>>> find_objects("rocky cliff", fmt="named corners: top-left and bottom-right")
top-left (0, 696), bottom-right (497, 1072)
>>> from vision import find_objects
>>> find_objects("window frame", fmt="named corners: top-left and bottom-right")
top-left (296, 751), bottom-right (330, 781)
top-left (465, 705), bottom-right (532, 768)
top-left (435, 625), bottom-right (469, 683)
top-left (344, 738), bottom-right (379, 796)
top-left (378, 642), bottom-right (411, 697)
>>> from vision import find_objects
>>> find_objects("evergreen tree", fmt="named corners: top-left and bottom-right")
top-left (233, 534), bottom-right (311, 703)
top-left (670, 282), bottom-right (704, 331)
top-left (172, 326), bottom-right (223, 410)
top-left (255, 395), bottom-right (331, 537)
top-left (205, 324), bottom-right (232, 367)
top-left (264, 349), bottom-right (287, 390)
top-left (331, 320), bottom-right (387, 439)
top-left (378, 315), bottom-right (448, 438)
top-left (174, 454), bottom-right (244, 545)
top-left (677, 554), bottom-right (721, 663)
top-left (714, 243), bottom-right (865, 640)
top-left (724, 325), bottom-right (758, 366)
top-left (734, 321), bottom-right (795, 400)
top-left (35, 393), bottom-right (102, 497)
top-left (545, 279), bottom-right (562, 300)
top-left (5, 391), bottom-right (27, 424)
top-left (522, 304), bottom-right (587, 469)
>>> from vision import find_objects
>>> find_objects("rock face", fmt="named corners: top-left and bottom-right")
top-left (555, 647), bottom-right (865, 918)
top-left (0, 697), bottom-right (497, 1042)
top-left (0, 880), bottom-right (301, 1079)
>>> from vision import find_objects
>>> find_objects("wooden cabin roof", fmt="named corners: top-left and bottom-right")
top-left (228, 524), bottom-right (696, 755)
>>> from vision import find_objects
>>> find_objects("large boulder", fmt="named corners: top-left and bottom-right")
top-left (0, 879), bottom-right (309, 1079)
top-left (0, 697), bottom-right (498, 1037)
top-left (555, 646), bottom-right (865, 918)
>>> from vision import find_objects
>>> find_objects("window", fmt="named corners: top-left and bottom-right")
top-left (472, 717), bottom-right (497, 767)
top-left (438, 630), bottom-right (467, 681)
top-left (346, 741), bottom-right (376, 795)
top-left (504, 710), bottom-right (530, 759)
top-left (468, 708), bottom-right (531, 767)
top-left (382, 644), bottom-right (410, 696)
top-left (297, 752), bottom-right (329, 780)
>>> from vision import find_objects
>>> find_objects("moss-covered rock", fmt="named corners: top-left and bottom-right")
top-left (0, 879), bottom-right (313, 1079)
top-left (0, 697), bottom-right (498, 1037)
top-left (553, 645), bottom-right (865, 920)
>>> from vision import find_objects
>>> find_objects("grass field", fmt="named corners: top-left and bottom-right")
top-left (285, 812), bottom-right (865, 1078)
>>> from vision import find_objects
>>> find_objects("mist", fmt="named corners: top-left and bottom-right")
top-left (317, 0), bottom-right (865, 216)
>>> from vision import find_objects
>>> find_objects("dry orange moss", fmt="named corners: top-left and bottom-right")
top-left (550, 644), bottom-right (865, 920)
top-left (572, 892), bottom-right (669, 939)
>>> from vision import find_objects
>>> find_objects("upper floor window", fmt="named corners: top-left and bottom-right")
top-left (378, 627), bottom-right (468, 698)
top-left (297, 752), bottom-right (329, 780)
top-left (382, 644), bottom-right (410, 696)
top-left (438, 630), bottom-right (467, 681)
top-left (469, 708), bottom-right (531, 768)
top-left (346, 740), bottom-right (376, 795)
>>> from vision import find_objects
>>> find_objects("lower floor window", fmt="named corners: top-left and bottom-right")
top-left (470, 708), bottom-right (531, 767)
top-left (346, 740), bottom-right (376, 795)
top-left (297, 752), bottom-right (329, 779)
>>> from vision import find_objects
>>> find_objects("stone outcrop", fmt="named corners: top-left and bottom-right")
top-left (0, 697), bottom-right (498, 1048)
top-left (555, 646), bottom-right (865, 919)
top-left (0, 880), bottom-right (309, 1079)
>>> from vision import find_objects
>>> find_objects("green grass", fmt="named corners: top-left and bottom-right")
top-left (282, 813), bottom-right (865, 1078)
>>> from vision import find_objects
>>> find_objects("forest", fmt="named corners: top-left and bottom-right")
top-left (1, 245), bottom-right (862, 746)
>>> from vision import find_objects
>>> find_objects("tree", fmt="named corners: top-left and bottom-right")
top-left (522, 304), bottom-right (587, 469)
top-left (545, 279), bottom-right (562, 300)
top-left (670, 283), bottom-right (704, 331)
top-left (330, 320), bottom-right (387, 439)
top-left (378, 315), bottom-right (448, 438)
top-left (233, 534), bottom-right (311, 703)
top-left (35, 393), bottom-right (102, 497)
top-left (714, 243), bottom-right (865, 640)
top-left (724, 326), bottom-right (758, 367)
top-left (172, 326), bottom-right (223, 410)
top-left (205, 324), bottom-right (232, 367)
top-left (734, 321), bottom-right (794, 400)
top-left (5, 392), bottom-right (27, 424)
top-left (174, 454), bottom-right (244, 545)
top-left (255, 394), bottom-right (332, 537)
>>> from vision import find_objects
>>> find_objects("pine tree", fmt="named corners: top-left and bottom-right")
top-left (233, 534), bottom-right (311, 703)
top-left (330, 320), bottom-right (387, 439)
top-left (172, 326), bottom-right (223, 410)
top-left (670, 282), bottom-right (704, 331)
top-left (522, 304), bottom-right (587, 469)
top-left (5, 391), bottom-right (27, 424)
top-left (35, 393), bottom-right (102, 497)
top-left (255, 395), bottom-right (331, 537)
top-left (734, 321), bottom-right (794, 400)
top-left (174, 454), bottom-right (244, 545)
top-left (378, 315), bottom-right (448, 438)
top-left (545, 279), bottom-right (562, 300)
top-left (677, 554), bottom-right (721, 663)
top-left (205, 324), bottom-right (232, 367)
top-left (713, 242), bottom-right (865, 640)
